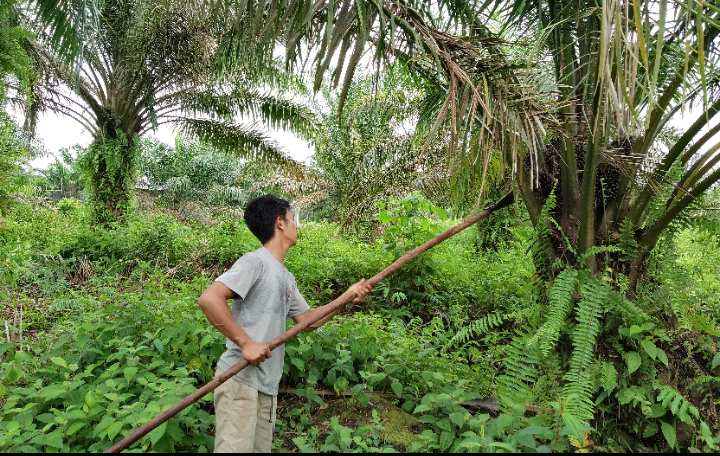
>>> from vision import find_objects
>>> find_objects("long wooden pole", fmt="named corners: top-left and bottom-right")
top-left (105, 192), bottom-right (514, 453)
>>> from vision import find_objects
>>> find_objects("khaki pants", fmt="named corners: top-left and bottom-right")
top-left (213, 369), bottom-right (277, 453)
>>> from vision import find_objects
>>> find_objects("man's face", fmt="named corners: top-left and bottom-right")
top-left (282, 210), bottom-right (298, 246)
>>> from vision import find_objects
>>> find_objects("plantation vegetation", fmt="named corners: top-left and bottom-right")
top-left (2, 0), bottom-right (720, 452)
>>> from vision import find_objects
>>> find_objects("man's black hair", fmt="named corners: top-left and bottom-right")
top-left (244, 194), bottom-right (292, 244)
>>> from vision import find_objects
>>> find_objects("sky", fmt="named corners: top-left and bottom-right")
top-left (26, 111), bottom-right (316, 169)
top-left (24, 93), bottom-right (714, 171)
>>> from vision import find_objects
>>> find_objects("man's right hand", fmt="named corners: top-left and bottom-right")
top-left (240, 339), bottom-right (272, 366)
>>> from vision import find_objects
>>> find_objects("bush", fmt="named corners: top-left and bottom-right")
top-left (56, 198), bottom-right (84, 216)
top-left (0, 277), bottom-right (221, 452)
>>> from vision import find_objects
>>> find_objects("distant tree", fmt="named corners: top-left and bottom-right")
top-left (138, 136), bottom-right (265, 210)
top-left (23, 0), bottom-right (317, 223)
top-left (39, 146), bottom-right (84, 199)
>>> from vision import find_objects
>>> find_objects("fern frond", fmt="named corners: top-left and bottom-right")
top-left (48, 298), bottom-right (94, 312)
top-left (618, 218), bottom-right (639, 261)
top-left (607, 290), bottom-right (650, 325)
top-left (497, 325), bottom-right (541, 411)
top-left (578, 245), bottom-right (622, 264)
top-left (529, 268), bottom-right (578, 356)
top-left (600, 362), bottom-right (618, 392)
top-left (655, 385), bottom-right (700, 426)
top-left (531, 185), bottom-right (557, 281)
top-left (562, 272), bottom-right (608, 422)
top-left (447, 312), bottom-right (508, 348)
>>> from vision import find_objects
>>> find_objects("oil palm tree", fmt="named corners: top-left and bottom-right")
top-left (24, 0), bottom-right (318, 222)
top-left (260, 66), bottom-right (507, 230)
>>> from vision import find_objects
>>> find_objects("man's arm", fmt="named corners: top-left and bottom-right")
top-left (198, 282), bottom-right (272, 366)
top-left (293, 279), bottom-right (372, 332)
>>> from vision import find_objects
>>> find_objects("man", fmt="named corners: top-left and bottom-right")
top-left (198, 194), bottom-right (372, 453)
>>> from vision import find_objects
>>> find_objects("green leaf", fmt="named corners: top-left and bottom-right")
top-left (377, 211), bottom-right (393, 223)
top-left (711, 353), bottom-right (720, 371)
top-left (358, 392), bottom-right (369, 407)
top-left (199, 335), bottom-right (213, 348)
top-left (436, 418), bottom-right (451, 431)
top-left (562, 413), bottom-right (585, 444)
top-left (661, 421), bottom-right (676, 448)
top-left (148, 421), bottom-right (167, 446)
top-left (50, 357), bottom-right (68, 369)
top-left (107, 422), bottom-right (123, 440)
top-left (418, 415), bottom-right (436, 424)
top-left (124, 367), bottom-right (138, 383)
top-left (414, 404), bottom-right (433, 414)
top-left (643, 422), bottom-right (659, 438)
top-left (489, 442), bottom-right (517, 452)
top-left (439, 430), bottom-right (454, 451)
top-left (656, 349), bottom-right (669, 367)
top-left (40, 384), bottom-right (67, 400)
top-left (368, 373), bottom-right (386, 384)
top-left (0, 384), bottom-right (5, 399)
top-left (290, 358), bottom-right (304, 370)
top-left (391, 382), bottom-right (403, 397)
top-left (67, 422), bottom-right (85, 436)
top-left (66, 410), bottom-right (86, 420)
top-left (449, 412), bottom-right (466, 428)
top-left (625, 351), bottom-right (642, 374)
top-left (629, 325), bottom-right (643, 336)
top-left (45, 431), bottom-right (64, 450)
top-left (0, 342), bottom-right (12, 358)
top-left (166, 419), bottom-right (183, 442)
top-left (432, 207), bottom-right (448, 220)
top-left (641, 340), bottom-right (657, 360)
top-left (153, 339), bottom-right (164, 354)
top-left (518, 426), bottom-right (554, 437)
top-left (6, 365), bottom-right (23, 384)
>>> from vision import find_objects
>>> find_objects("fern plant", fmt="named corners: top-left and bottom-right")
top-left (447, 312), bottom-right (509, 348)
top-left (561, 271), bottom-right (609, 421)
top-left (496, 324), bottom-right (541, 410)
top-left (529, 268), bottom-right (578, 356)
top-left (531, 185), bottom-right (557, 282)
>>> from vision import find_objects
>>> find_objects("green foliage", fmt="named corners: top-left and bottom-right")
top-left (293, 410), bottom-right (397, 453)
top-left (562, 271), bottom-right (609, 422)
top-left (448, 312), bottom-right (508, 348)
top-left (0, 278), bottom-right (222, 452)
top-left (77, 133), bottom-right (140, 224)
top-left (531, 268), bottom-right (578, 356)
top-left (531, 185), bottom-right (557, 280)
top-left (496, 325), bottom-right (541, 411)
top-left (373, 193), bottom-right (449, 314)
top-left (0, 113), bottom-right (29, 212)
top-left (138, 137), bottom-right (259, 210)
top-left (0, 0), bottom-right (32, 97)
top-left (283, 314), bottom-right (485, 406)
top-left (38, 147), bottom-right (85, 200)
top-left (411, 384), bottom-right (591, 453)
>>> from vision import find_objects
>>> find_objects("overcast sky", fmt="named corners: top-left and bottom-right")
top-left (24, 93), bottom-right (713, 170)
top-left (26, 110), bottom-right (316, 169)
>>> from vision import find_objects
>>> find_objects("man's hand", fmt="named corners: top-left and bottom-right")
top-left (348, 278), bottom-right (372, 304)
top-left (240, 339), bottom-right (272, 367)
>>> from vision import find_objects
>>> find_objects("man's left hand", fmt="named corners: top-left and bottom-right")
top-left (348, 278), bottom-right (372, 304)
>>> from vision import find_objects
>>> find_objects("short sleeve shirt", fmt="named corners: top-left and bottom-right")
top-left (215, 247), bottom-right (310, 396)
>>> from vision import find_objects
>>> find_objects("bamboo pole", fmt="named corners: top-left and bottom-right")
top-left (105, 192), bottom-right (514, 453)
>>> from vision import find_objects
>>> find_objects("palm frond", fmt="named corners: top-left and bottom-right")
top-left (175, 117), bottom-right (309, 178)
top-left (175, 87), bottom-right (319, 142)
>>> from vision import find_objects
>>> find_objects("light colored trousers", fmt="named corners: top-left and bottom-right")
top-left (213, 369), bottom-right (277, 453)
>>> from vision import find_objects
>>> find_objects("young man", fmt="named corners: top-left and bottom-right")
top-left (198, 194), bottom-right (372, 453)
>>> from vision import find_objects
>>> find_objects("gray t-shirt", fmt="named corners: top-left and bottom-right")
top-left (215, 247), bottom-right (310, 396)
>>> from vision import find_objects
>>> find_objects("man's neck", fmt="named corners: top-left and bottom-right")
top-left (263, 239), bottom-right (290, 266)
